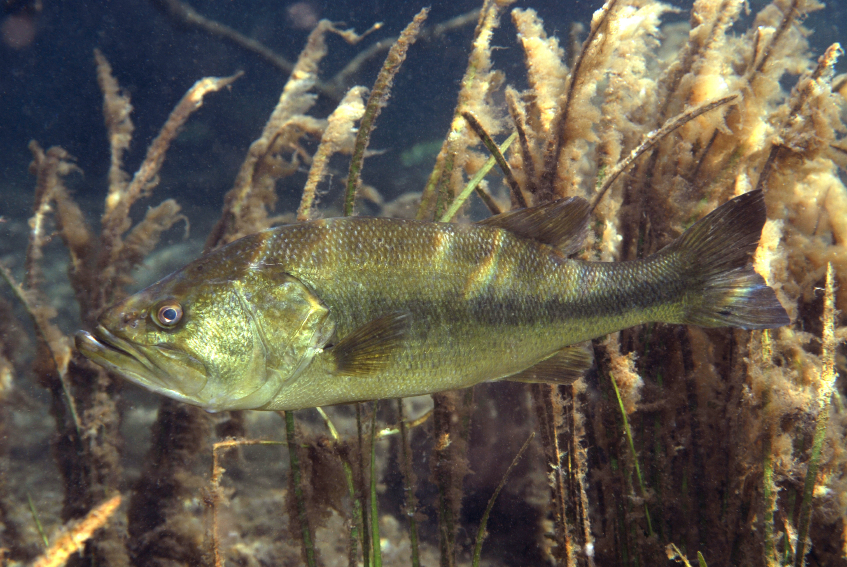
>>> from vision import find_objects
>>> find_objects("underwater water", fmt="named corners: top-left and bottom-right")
top-left (1, 0), bottom-right (847, 566)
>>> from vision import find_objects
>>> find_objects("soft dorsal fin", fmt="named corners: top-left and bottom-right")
top-left (331, 312), bottom-right (410, 376)
top-left (476, 197), bottom-right (590, 254)
top-left (505, 344), bottom-right (593, 385)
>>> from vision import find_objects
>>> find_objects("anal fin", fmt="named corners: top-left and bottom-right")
top-left (331, 312), bottom-right (410, 376)
top-left (506, 344), bottom-right (593, 385)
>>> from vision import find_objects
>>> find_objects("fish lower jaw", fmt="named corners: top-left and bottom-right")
top-left (75, 330), bottom-right (192, 403)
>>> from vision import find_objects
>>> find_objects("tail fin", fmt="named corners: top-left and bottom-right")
top-left (667, 190), bottom-right (789, 330)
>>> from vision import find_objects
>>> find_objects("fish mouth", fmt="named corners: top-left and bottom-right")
top-left (76, 325), bottom-right (150, 370)
top-left (75, 326), bottom-right (206, 402)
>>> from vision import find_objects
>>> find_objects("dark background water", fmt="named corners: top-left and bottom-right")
top-left (0, 0), bottom-right (588, 231)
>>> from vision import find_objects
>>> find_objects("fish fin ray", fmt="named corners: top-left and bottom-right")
top-left (668, 189), bottom-right (790, 329)
top-left (506, 344), bottom-right (593, 385)
top-left (331, 312), bottom-right (410, 376)
top-left (477, 197), bottom-right (590, 255)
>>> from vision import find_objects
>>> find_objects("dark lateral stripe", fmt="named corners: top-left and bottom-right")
top-left (326, 286), bottom-right (676, 332)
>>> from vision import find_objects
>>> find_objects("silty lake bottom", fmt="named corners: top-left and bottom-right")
top-left (1, 0), bottom-right (847, 565)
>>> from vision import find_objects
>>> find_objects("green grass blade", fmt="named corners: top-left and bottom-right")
top-left (284, 411), bottom-right (317, 567)
top-left (397, 399), bottom-right (421, 567)
top-left (27, 493), bottom-right (49, 548)
top-left (472, 432), bottom-right (534, 567)
top-left (763, 429), bottom-right (778, 565)
top-left (370, 402), bottom-right (382, 567)
top-left (759, 330), bottom-right (779, 567)
top-left (460, 111), bottom-right (525, 208)
top-left (356, 403), bottom-right (372, 567)
top-left (440, 133), bottom-right (516, 223)
top-left (610, 369), bottom-right (654, 537)
top-left (793, 264), bottom-right (839, 566)
top-left (317, 407), bottom-right (364, 567)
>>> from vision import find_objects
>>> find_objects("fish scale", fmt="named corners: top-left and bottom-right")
top-left (76, 191), bottom-right (789, 411)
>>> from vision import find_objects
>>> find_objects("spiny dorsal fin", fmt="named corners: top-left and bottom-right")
top-left (506, 343), bottom-right (593, 385)
top-left (476, 197), bottom-right (590, 254)
top-left (331, 312), bottom-right (410, 376)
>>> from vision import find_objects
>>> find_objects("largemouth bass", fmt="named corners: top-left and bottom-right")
top-left (76, 190), bottom-right (788, 412)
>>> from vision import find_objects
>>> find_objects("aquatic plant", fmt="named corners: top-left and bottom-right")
top-left (1, 0), bottom-right (846, 565)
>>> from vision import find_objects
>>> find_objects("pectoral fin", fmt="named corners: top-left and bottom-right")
top-left (331, 312), bottom-right (411, 376)
top-left (506, 344), bottom-right (593, 385)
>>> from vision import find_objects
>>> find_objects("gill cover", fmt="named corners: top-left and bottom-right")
top-left (223, 268), bottom-right (335, 410)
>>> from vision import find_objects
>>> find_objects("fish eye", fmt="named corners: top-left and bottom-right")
top-left (155, 303), bottom-right (183, 327)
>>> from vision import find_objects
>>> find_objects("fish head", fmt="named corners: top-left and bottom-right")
top-left (75, 258), bottom-right (335, 412)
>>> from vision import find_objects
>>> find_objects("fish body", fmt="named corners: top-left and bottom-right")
top-left (76, 190), bottom-right (789, 412)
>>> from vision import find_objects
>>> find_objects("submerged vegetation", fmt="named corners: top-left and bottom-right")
top-left (1, 0), bottom-right (847, 565)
